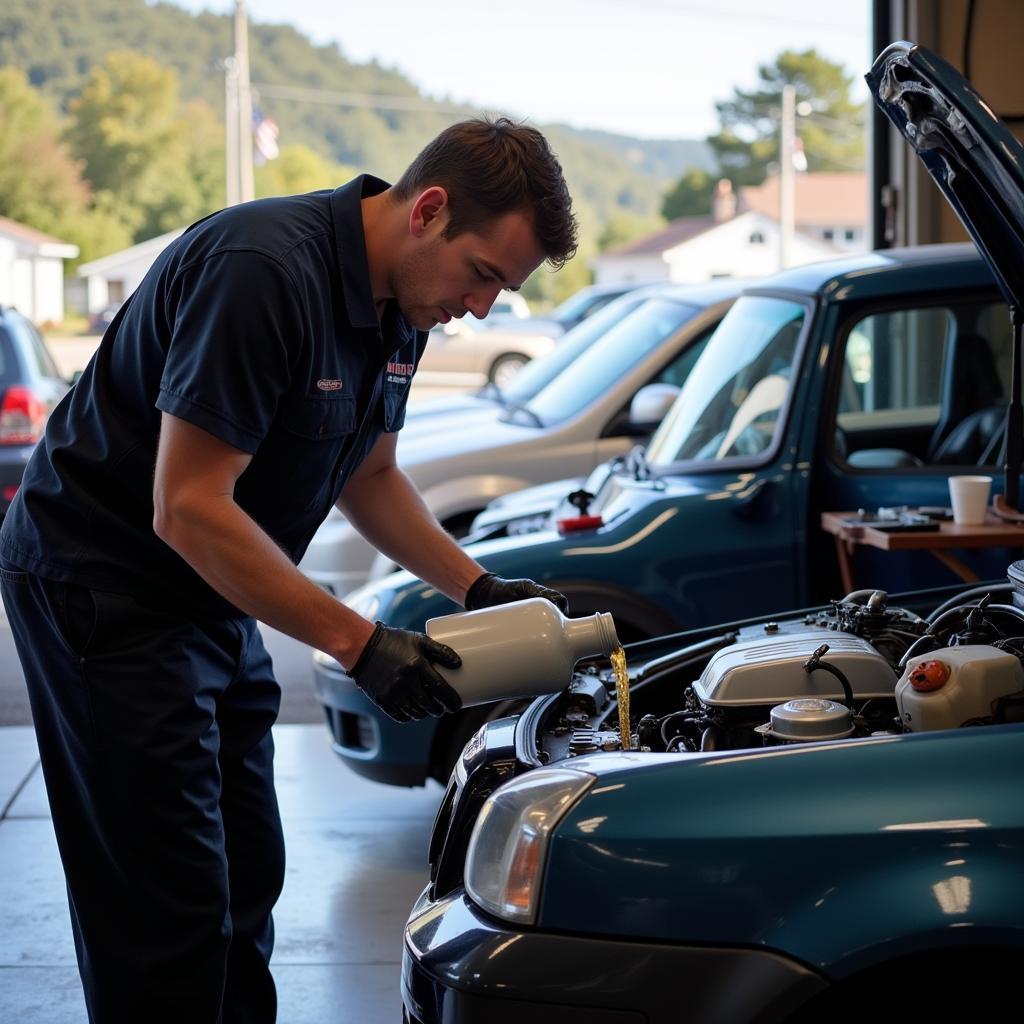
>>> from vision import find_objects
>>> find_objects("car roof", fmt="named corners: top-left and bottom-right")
top-left (624, 277), bottom-right (751, 308)
top-left (742, 242), bottom-right (993, 302)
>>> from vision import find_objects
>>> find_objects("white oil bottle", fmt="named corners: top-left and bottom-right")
top-left (425, 597), bottom-right (619, 707)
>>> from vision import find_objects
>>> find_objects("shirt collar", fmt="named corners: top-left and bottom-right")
top-left (329, 173), bottom-right (390, 330)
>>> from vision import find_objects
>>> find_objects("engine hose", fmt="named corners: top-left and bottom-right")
top-left (700, 725), bottom-right (724, 752)
top-left (897, 633), bottom-right (943, 673)
top-left (927, 602), bottom-right (1024, 640)
top-left (980, 603), bottom-right (1024, 627)
top-left (927, 583), bottom-right (1012, 622)
top-left (804, 648), bottom-right (855, 707)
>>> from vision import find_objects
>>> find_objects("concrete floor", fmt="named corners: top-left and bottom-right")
top-left (0, 723), bottom-right (443, 1022)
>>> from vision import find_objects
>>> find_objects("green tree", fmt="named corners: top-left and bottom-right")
top-left (65, 51), bottom-right (223, 240)
top-left (660, 168), bottom-right (716, 220)
top-left (708, 49), bottom-right (865, 186)
top-left (598, 211), bottom-right (666, 251)
top-left (0, 68), bottom-right (133, 266)
top-left (255, 144), bottom-right (356, 198)
top-left (0, 67), bottom-right (88, 232)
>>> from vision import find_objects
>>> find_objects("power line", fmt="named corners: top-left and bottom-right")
top-left (251, 81), bottom-right (480, 115)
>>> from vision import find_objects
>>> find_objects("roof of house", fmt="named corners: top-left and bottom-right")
top-left (0, 215), bottom-right (78, 257)
top-left (600, 215), bottom-right (719, 258)
top-left (739, 172), bottom-right (867, 226)
top-left (77, 227), bottom-right (184, 277)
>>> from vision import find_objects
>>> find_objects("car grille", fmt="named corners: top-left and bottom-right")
top-left (322, 706), bottom-right (375, 752)
top-left (427, 719), bottom-right (522, 900)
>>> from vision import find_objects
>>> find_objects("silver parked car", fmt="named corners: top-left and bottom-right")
top-left (299, 279), bottom-right (744, 598)
top-left (416, 283), bottom-right (643, 389)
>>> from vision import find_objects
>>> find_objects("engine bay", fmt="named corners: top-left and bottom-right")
top-left (537, 585), bottom-right (1024, 763)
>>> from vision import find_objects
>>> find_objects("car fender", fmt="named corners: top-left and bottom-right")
top-left (767, 853), bottom-right (1024, 981)
top-left (418, 474), bottom-right (541, 523)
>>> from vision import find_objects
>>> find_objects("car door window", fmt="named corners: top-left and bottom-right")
top-left (836, 300), bottom-right (1010, 466)
top-left (838, 308), bottom-right (951, 429)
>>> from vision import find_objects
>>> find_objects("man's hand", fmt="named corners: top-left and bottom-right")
top-left (350, 622), bottom-right (463, 723)
top-left (464, 573), bottom-right (569, 613)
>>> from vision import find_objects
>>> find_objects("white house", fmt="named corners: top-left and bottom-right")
top-left (739, 172), bottom-right (868, 252)
top-left (0, 216), bottom-right (79, 325)
top-left (592, 173), bottom-right (866, 285)
top-left (77, 228), bottom-right (184, 319)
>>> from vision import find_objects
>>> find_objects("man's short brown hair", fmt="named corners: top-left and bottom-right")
top-left (393, 117), bottom-right (578, 270)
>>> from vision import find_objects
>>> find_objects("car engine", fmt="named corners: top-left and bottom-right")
top-left (537, 583), bottom-right (1024, 762)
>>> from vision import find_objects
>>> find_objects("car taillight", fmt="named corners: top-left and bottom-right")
top-left (0, 386), bottom-right (46, 445)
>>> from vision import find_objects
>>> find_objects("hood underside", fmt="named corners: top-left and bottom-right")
top-left (867, 40), bottom-right (1024, 309)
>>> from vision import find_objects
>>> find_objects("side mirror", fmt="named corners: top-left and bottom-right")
top-left (628, 383), bottom-right (680, 431)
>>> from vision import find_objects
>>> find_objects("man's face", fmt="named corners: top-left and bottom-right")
top-left (392, 207), bottom-right (546, 331)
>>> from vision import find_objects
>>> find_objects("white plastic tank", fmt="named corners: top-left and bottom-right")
top-left (896, 645), bottom-right (1024, 731)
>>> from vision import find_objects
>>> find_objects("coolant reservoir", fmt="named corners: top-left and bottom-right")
top-left (425, 597), bottom-right (619, 707)
top-left (896, 645), bottom-right (1024, 731)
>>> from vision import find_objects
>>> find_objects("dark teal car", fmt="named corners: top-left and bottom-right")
top-left (316, 240), bottom-right (1018, 785)
top-left (396, 41), bottom-right (1024, 1023)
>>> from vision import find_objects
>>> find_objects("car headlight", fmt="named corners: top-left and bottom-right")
top-left (464, 768), bottom-right (594, 925)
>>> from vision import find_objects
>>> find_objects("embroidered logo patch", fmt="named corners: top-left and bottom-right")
top-left (316, 379), bottom-right (344, 391)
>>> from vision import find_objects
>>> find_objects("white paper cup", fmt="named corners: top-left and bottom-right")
top-left (948, 475), bottom-right (992, 525)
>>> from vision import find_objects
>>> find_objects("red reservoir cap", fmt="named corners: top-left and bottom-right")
top-left (556, 514), bottom-right (603, 534)
top-left (909, 659), bottom-right (950, 692)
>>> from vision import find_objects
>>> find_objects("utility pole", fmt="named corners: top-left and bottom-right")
top-left (779, 83), bottom-right (796, 270)
top-left (225, 56), bottom-right (239, 206)
top-left (224, 0), bottom-right (255, 206)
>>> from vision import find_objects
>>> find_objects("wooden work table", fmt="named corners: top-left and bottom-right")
top-left (821, 510), bottom-right (1024, 592)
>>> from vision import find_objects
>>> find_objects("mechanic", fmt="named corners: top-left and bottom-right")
top-left (0, 117), bottom-right (576, 1023)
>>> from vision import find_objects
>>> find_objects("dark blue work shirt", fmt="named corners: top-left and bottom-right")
top-left (1, 174), bottom-right (425, 618)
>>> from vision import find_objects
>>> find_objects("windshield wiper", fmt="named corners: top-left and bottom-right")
top-left (500, 402), bottom-right (544, 428)
top-left (625, 444), bottom-right (652, 480)
top-left (476, 381), bottom-right (506, 405)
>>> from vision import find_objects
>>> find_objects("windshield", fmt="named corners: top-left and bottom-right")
top-left (519, 297), bottom-right (700, 427)
top-left (646, 295), bottom-right (806, 467)
top-left (498, 290), bottom-right (653, 405)
top-left (551, 286), bottom-right (627, 325)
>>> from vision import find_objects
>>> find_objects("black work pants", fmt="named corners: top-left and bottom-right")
top-left (1, 566), bottom-right (285, 1024)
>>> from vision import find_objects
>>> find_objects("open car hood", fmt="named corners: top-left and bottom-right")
top-left (867, 40), bottom-right (1024, 309)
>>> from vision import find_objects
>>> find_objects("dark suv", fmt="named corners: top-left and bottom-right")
top-left (0, 307), bottom-right (71, 516)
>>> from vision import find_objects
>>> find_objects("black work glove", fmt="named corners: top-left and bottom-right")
top-left (464, 572), bottom-right (569, 613)
top-left (350, 622), bottom-right (463, 724)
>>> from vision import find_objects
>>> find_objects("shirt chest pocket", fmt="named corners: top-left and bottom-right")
top-left (280, 395), bottom-right (358, 440)
top-left (269, 395), bottom-right (358, 511)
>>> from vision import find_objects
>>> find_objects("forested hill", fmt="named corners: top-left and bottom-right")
top-left (0, 0), bottom-right (710, 223)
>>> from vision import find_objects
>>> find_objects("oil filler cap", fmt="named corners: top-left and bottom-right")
top-left (909, 659), bottom-right (950, 692)
top-left (769, 698), bottom-right (854, 741)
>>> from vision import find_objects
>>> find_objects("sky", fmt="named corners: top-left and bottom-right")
top-left (171, 0), bottom-right (872, 140)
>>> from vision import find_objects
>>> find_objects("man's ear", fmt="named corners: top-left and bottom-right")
top-left (409, 186), bottom-right (449, 238)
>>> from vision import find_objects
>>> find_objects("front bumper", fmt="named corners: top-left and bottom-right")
top-left (312, 654), bottom-right (435, 787)
top-left (402, 889), bottom-right (828, 1024)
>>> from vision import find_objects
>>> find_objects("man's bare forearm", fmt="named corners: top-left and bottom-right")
top-left (337, 463), bottom-right (484, 604)
top-left (152, 413), bottom-right (376, 669)
top-left (155, 492), bottom-right (375, 668)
